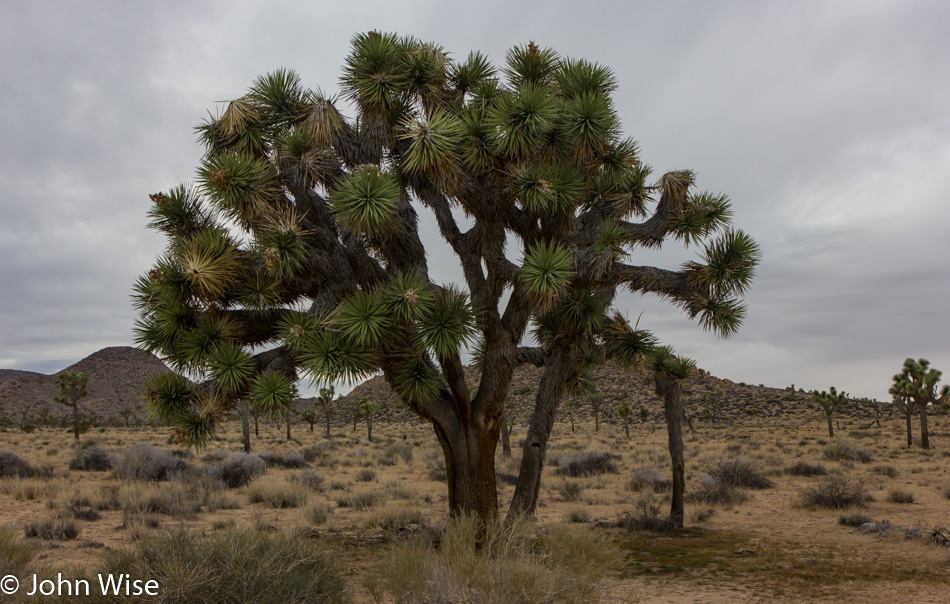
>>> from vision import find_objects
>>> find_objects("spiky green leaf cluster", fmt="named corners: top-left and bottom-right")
top-left (251, 370), bottom-right (298, 418)
top-left (520, 240), bottom-right (573, 306)
top-left (330, 166), bottom-right (401, 235)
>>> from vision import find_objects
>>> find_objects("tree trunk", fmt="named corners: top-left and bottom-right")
top-left (905, 411), bottom-right (913, 447)
top-left (509, 349), bottom-right (571, 517)
top-left (72, 404), bottom-right (79, 440)
top-left (826, 412), bottom-right (834, 438)
top-left (918, 402), bottom-right (929, 449)
top-left (240, 400), bottom-right (251, 453)
top-left (500, 407), bottom-right (511, 458)
top-left (661, 377), bottom-right (686, 529)
top-left (366, 415), bottom-right (373, 443)
top-left (434, 421), bottom-right (499, 524)
top-left (623, 416), bottom-right (630, 439)
top-left (253, 412), bottom-right (259, 437)
top-left (569, 411), bottom-right (574, 433)
top-left (286, 414), bottom-right (292, 441)
top-left (323, 404), bottom-right (331, 439)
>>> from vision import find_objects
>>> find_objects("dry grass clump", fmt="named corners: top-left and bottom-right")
top-left (68, 444), bottom-right (113, 471)
top-left (301, 443), bottom-right (335, 466)
top-left (206, 453), bottom-right (266, 488)
top-left (356, 468), bottom-right (377, 482)
top-left (686, 474), bottom-right (750, 506)
top-left (557, 480), bottom-right (585, 502)
top-left (621, 492), bottom-right (676, 534)
top-left (823, 439), bottom-right (873, 463)
top-left (628, 467), bottom-right (671, 493)
top-left (24, 519), bottom-right (79, 540)
top-left (566, 508), bottom-right (591, 523)
top-left (874, 464), bottom-right (900, 478)
top-left (114, 443), bottom-right (189, 481)
top-left (366, 514), bottom-right (619, 604)
top-left (708, 458), bottom-right (774, 489)
top-left (382, 442), bottom-right (414, 464)
top-left (785, 461), bottom-right (828, 477)
top-left (93, 528), bottom-right (348, 603)
top-left (554, 450), bottom-right (619, 477)
top-left (801, 475), bottom-right (872, 509)
top-left (303, 502), bottom-right (330, 525)
top-left (291, 469), bottom-right (325, 491)
top-left (0, 526), bottom-right (35, 579)
top-left (120, 481), bottom-right (206, 519)
top-left (365, 505), bottom-right (425, 531)
top-left (335, 490), bottom-right (382, 511)
top-left (246, 475), bottom-right (309, 509)
top-left (839, 510), bottom-right (873, 527)
top-left (886, 489), bottom-right (915, 504)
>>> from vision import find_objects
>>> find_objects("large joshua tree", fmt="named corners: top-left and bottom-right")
top-left (134, 33), bottom-right (759, 523)
top-left (889, 358), bottom-right (949, 449)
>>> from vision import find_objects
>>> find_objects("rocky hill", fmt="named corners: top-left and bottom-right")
top-left (336, 362), bottom-right (877, 428)
top-left (0, 347), bottom-right (171, 424)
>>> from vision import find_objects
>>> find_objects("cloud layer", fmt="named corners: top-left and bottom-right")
top-left (1, 0), bottom-right (947, 400)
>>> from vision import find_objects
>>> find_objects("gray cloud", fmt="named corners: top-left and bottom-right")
top-left (1, 1), bottom-right (947, 402)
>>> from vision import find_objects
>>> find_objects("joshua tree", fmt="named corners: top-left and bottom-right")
top-left (890, 358), bottom-right (949, 449)
top-left (647, 346), bottom-right (695, 529)
top-left (17, 402), bottom-right (36, 433)
top-left (301, 409), bottom-right (318, 432)
top-left (813, 387), bottom-right (848, 438)
top-left (55, 371), bottom-right (88, 440)
top-left (589, 390), bottom-right (605, 432)
top-left (316, 386), bottom-right (335, 438)
top-left (357, 397), bottom-right (379, 442)
top-left (616, 400), bottom-right (631, 438)
top-left (892, 392), bottom-right (917, 447)
top-left (134, 33), bottom-right (758, 523)
top-left (118, 406), bottom-right (135, 428)
top-left (563, 397), bottom-right (579, 432)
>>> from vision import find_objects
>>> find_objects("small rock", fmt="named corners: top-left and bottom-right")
top-left (735, 548), bottom-right (758, 556)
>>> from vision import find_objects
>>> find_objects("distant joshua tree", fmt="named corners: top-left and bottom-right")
top-left (589, 391), bottom-right (605, 432)
top-left (890, 358), bottom-right (949, 449)
top-left (316, 386), bottom-right (335, 438)
top-left (892, 392), bottom-right (917, 448)
top-left (647, 346), bottom-right (695, 529)
top-left (616, 400), bottom-right (631, 438)
top-left (357, 397), bottom-right (379, 442)
top-left (301, 409), bottom-right (318, 432)
top-left (813, 387), bottom-right (848, 438)
top-left (55, 371), bottom-right (88, 440)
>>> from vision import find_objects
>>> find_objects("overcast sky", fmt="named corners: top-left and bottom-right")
top-left (1, 0), bottom-right (947, 402)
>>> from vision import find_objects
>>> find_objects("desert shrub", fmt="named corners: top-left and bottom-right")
top-left (94, 528), bottom-right (347, 603)
top-left (686, 475), bottom-right (750, 506)
top-left (120, 482), bottom-right (204, 519)
top-left (280, 451), bottom-right (308, 468)
top-left (801, 476), bottom-right (872, 509)
top-left (69, 445), bottom-right (112, 471)
top-left (246, 476), bottom-right (309, 509)
top-left (839, 510), bottom-right (873, 526)
top-left (335, 490), bottom-right (381, 511)
top-left (874, 464), bottom-right (900, 478)
top-left (384, 481), bottom-right (414, 500)
top-left (557, 481), bottom-right (585, 502)
top-left (628, 467), bottom-right (671, 492)
top-left (785, 462), bottom-right (828, 477)
top-left (823, 439), bottom-right (873, 463)
top-left (0, 526), bottom-right (35, 579)
top-left (366, 505), bottom-right (425, 531)
top-left (24, 519), bottom-right (79, 540)
top-left (303, 502), bottom-right (330, 525)
top-left (366, 515), bottom-right (618, 604)
top-left (709, 458), bottom-right (774, 489)
top-left (356, 468), bottom-right (377, 482)
top-left (554, 450), bottom-right (618, 477)
top-left (383, 443), bottom-right (414, 464)
top-left (0, 449), bottom-right (37, 477)
top-left (428, 458), bottom-right (447, 481)
top-left (621, 493), bottom-right (676, 533)
top-left (291, 469), bottom-right (325, 490)
top-left (301, 443), bottom-right (334, 466)
top-left (0, 477), bottom-right (70, 501)
top-left (207, 453), bottom-right (266, 488)
top-left (887, 489), bottom-right (915, 504)
top-left (114, 443), bottom-right (189, 481)
top-left (690, 507), bottom-right (716, 523)
top-left (566, 508), bottom-right (590, 523)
